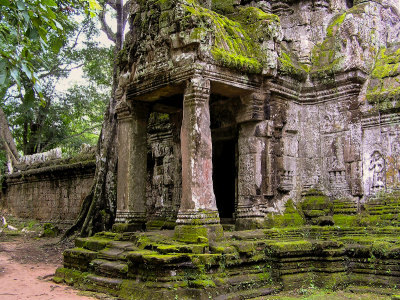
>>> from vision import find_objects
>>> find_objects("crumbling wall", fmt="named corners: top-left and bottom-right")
top-left (1, 155), bottom-right (96, 225)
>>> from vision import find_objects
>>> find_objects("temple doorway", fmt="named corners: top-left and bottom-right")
top-left (212, 139), bottom-right (237, 223)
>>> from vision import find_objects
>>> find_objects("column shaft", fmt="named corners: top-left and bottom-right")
top-left (116, 102), bottom-right (149, 225)
top-left (177, 76), bottom-right (220, 225)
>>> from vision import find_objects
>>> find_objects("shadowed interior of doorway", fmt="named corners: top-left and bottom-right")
top-left (212, 139), bottom-right (236, 224)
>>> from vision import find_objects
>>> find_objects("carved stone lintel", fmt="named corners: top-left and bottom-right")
top-left (237, 93), bottom-right (267, 124)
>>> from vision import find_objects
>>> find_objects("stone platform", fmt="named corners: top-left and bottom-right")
top-left (56, 224), bottom-right (400, 299)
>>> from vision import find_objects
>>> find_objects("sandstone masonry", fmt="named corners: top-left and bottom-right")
top-left (113, 0), bottom-right (400, 232)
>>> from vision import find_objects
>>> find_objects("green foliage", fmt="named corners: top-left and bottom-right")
top-left (0, 149), bottom-right (7, 174)
top-left (0, 0), bottom-right (101, 96)
top-left (1, 15), bottom-right (110, 155)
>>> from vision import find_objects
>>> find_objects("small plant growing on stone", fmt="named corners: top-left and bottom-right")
top-left (41, 223), bottom-right (60, 237)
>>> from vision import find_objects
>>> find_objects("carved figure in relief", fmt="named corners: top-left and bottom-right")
top-left (369, 151), bottom-right (385, 189)
top-left (390, 141), bottom-right (400, 184)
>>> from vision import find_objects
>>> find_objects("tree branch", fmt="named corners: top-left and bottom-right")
top-left (70, 25), bottom-right (85, 51)
top-left (99, 8), bottom-right (116, 43)
top-left (38, 63), bottom-right (84, 79)
top-left (122, 0), bottom-right (134, 28)
top-left (106, 0), bottom-right (117, 10)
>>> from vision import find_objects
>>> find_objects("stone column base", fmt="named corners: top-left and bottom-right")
top-left (146, 218), bottom-right (176, 230)
top-left (115, 211), bottom-right (146, 226)
top-left (174, 224), bottom-right (223, 243)
top-left (235, 217), bottom-right (265, 230)
top-left (235, 206), bottom-right (265, 230)
top-left (113, 210), bottom-right (146, 232)
top-left (176, 209), bottom-right (220, 225)
top-left (174, 210), bottom-right (223, 243)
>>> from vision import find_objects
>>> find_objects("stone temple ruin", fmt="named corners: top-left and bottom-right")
top-left (113, 0), bottom-right (400, 232)
top-left (53, 0), bottom-right (400, 298)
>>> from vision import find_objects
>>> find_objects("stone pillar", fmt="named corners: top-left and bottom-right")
top-left (236, 123), bottom-right (266, 229)
top-left (115, 101), bottom-right (149, 228)
top-left (235, 93), bottom-right (269, 230)
top-left (174, 76), bottom-right (223, 243)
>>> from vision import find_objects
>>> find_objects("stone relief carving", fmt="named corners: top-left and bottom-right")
top-left (369, 151), bottom-right (386, 190)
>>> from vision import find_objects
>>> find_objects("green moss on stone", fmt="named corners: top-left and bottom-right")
top-left (367, 45), bottom-right (400, 109)
top-left (54, 267), bottom-right (88, 285)
top-left (42, 223), bottom-right (60, 237)
top-left (310, 14), bottom-right (346, 82)
top-left (183, 2), bottom-right (280, 73)
top-left (278, 50), bottom-right (309, 80)
top-left (266, 240), bottom-right (313, 256)
top-left (265, 199), bottom-right (305, 228)
top-left (75, 236), bottom-right (112, 251)
top-left (333, 214), bottom-right (359, 227)
top-left (189, 278), bottom-right (216, 288)
top-left (211, 0), bottom-right (237, 15)
top-left (174, 225), bottom-right (209, 243)
top-left (326, 12), bottom-right (347, 37)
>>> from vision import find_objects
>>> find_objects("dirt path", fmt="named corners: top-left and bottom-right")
top-left (0, 235), bottom-right (95, 300)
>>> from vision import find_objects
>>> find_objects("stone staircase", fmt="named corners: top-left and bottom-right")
top-left (56, 226), bottom-right (400, 299)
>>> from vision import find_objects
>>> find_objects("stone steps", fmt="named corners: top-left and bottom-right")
top-left (75, 236), bottom-right (113, 251)
top-left (215, 286), bottom-right (280, 300)
top-left (91, 259), bottom-right (129, 278)
top-left (98, 247), bottom-right (128, 261)
top-left (107, 240), bottom-right (138, 251)
top-left (85, 274), bottom-right (123, 294)
top-left (63, 247), bottom-right (98, 271)
top-left (152, 243), bottom-right (208, 254)
top-left (59, 226), bottom-right (400, 299)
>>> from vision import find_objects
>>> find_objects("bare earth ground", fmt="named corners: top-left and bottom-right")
top-left (0, 232), bottom-right (98, 300)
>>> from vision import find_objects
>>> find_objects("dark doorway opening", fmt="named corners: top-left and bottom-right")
top-left (212, 139), bottom-right (236, 222)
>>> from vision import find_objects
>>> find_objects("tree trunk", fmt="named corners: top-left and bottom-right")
top-left (0, 107), bottom-right (19, 172)
top-left (64, 95), bottom-right (118, 237)
top-left (63, 0), bottom-right (125, 238)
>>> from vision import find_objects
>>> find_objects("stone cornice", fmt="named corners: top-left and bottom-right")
top-left (361, 112), bottom-right (400, 128)
top-left (126, 60), bottom-right (368, 106)
top-left (268, 70), bottom-right (367, 104)
top-left (126, 63), bottom-right (262, 102)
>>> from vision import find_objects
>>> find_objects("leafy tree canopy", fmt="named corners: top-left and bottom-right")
top-left (0, 0), bottom-right (102, 96)
top-left (0, 0), bottom-right (111, 156)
